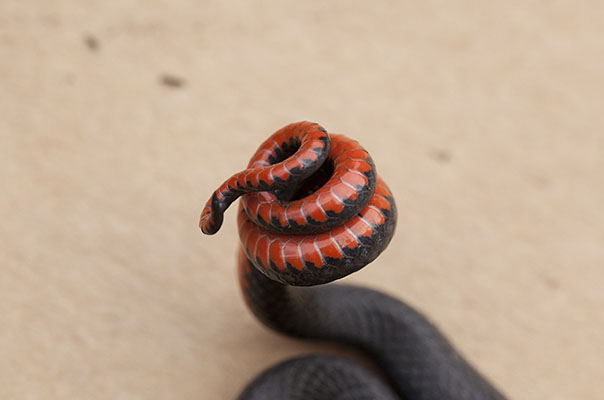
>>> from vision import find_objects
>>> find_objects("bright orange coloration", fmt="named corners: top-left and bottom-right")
top-left (201, 122), bottom-right (396, 287)
top-left (302, 200), bottom-right (327, 223)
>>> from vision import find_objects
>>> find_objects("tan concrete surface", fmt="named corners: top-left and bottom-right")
top-left (1, 1), bottom-right (603, 398)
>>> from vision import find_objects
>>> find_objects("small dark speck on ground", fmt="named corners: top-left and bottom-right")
top-left (532, 175), bottom-right (550, 189)
top-left (542, 275), bottom-right (560, 291)
top-left (431, 149), bottom-right (452, 163)
top-left (83, 35), bottom-right (100, 51)
top-left (160, 74), bottom-right (186, 88)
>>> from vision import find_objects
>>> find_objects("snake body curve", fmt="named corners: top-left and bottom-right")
top-left (200, 122), bottom-right (507, 400)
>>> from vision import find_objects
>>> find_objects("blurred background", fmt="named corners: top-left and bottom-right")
top-left (1, 1), bottom-right (603, 399)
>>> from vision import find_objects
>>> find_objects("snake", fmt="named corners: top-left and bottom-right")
top-left (200, 121), bottom-right (507, 400)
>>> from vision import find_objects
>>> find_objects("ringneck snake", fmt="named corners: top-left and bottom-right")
top-left (200, 122), bottom-right (506, 400)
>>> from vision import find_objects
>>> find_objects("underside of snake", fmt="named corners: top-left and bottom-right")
top-left (200, 122), bottom-right (507, 400)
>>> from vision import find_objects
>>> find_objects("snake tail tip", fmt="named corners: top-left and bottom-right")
top-left (199, 212), bottom-right (223, 235)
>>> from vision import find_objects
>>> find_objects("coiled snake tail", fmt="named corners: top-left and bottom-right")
top-left (200, 122), bottom-right (507, 400)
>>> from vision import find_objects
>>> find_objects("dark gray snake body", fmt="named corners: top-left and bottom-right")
top-left (200, 122), bottom-right (507, 399)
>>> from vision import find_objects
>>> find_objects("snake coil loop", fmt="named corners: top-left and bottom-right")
top-left (200, 121), bottom-right (397, 286)
top-left (200, 122), bottom-right (506, 400)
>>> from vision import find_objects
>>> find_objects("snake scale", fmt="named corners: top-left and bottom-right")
top-left (200, 122), bottom-right (507, 400)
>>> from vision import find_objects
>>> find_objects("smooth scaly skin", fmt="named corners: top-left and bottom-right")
top-left (200, 122), bottom-right (507, 400)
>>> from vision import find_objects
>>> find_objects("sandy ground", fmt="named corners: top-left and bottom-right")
top-left (1, 1), bottom-right (603, 399)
